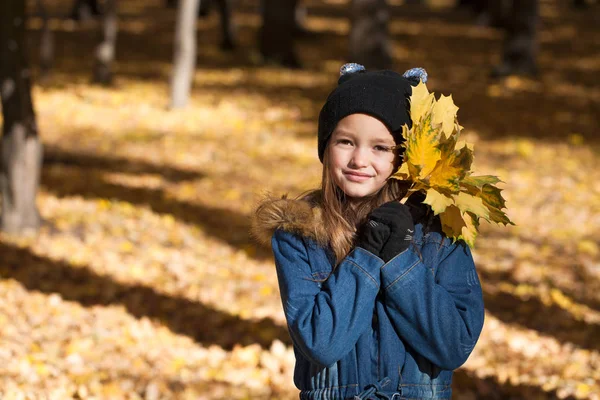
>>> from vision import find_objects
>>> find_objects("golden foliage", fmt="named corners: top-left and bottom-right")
top-left (392, 81), bottom-right (513, 247)
top-left (1, 1), bottom-right (599, 399)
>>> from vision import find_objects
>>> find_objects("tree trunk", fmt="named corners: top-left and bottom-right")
top-left (217, 0), bottom-right (236, 50)
top-left (294, 1), bottom-right (310, 36)
top-left (492, 0), bottom-right (538, 77)
top-left (170, 0), bottom-right (201, 109)
top-left (0, 0), bottom-right (43, 234)
top-left (259, 0), bottom-right (300, 68)
top-left (36, 0), bottom-right (54, 81)
top-left (70, 0), bottom-right (101, 21)
top-left (199, 0), bottom-right (211, 16)
top-left (93, 0), bottom-right (117, 85)
top-left (349, 0), bottom-right (392, 70)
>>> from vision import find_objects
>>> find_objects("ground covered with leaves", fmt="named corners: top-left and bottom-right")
top-left (1, 0), bottom-right (599, 398)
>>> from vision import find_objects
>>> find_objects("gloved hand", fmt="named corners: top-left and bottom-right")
top-left (356, 217), bottom-right (391, 258)
top-left (370, 201), bottom-right (415, 262)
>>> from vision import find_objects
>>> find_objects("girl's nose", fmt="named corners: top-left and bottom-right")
top-left (349, 147), bottom-right (369, 168)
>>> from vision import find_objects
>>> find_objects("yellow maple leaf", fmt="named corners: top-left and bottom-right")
top-left (409, 81), bottom-right (435, 124)
top-left (439, 205), bottom-right (465, 240)
top-left (478, 184), bottom-right (506, 209)
top-left (391, 161), bottom-right (410, 181)
top-left (399, 124), bottom-right (421, 179)
top-left (455, 140), bottom-right (473, 151)
top-left (454, 192), bottom-right (490, 221)
top-left (423, 187), bottom-right (454, 215)
top-left (428, 137), bottom-right (472, 191)
top-left (487, 207), bottom-right (513, 225)
top-left (459, 212), bottom-right (478, 248)
top-left (432, 94), bottom-right (459, 139)
top-left (404, 114), bottom-right (441, 179)
top-left (476, 184), bottom-right (513, 225)
top-left (462, 175), bottom-right (501, 188)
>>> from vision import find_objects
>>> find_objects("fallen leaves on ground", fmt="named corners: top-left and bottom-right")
top-left (1, 0), bottom-right (599, 398)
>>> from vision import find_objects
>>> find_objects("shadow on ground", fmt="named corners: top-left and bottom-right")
top-left (42, 146), bottom-right (274, 261)
top-left (480, 268), bottom-right (600, 351)
top-left (453, 369), bottom-right (577, 400)
top-left (0, 241), bottom-right (290, 349)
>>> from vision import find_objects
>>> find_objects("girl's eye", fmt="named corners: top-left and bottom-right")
top-left (337, 139), bottom-right (353, 146)
top-left (374, 145), bottom-right (392, 152)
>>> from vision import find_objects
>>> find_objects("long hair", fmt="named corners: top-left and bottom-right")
top-left (303, 141), bottom-right (411, 264)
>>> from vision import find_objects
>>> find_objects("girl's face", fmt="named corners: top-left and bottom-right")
top-left (328, 113), bottom-right (397, 200)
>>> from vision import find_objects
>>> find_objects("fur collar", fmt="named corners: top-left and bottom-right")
top-left (251, 194), bottom-right (328, 247)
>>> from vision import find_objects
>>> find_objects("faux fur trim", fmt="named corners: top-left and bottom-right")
top-left (251, 194), bottom-right (328, 248)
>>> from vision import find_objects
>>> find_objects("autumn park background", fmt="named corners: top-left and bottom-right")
top-left (0, 0), bottom-right (599, 399)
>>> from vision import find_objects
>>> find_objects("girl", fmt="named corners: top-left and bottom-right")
top-left (253, 64), bottom-right (485, 400)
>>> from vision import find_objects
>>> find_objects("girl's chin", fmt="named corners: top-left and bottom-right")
top-left (340, 185), bottom-right (379, 199)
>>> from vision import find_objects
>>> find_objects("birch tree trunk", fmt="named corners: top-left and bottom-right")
top-left (349, 0), bottom-right (392, 70)
top-left (0, 0), bottom-right (43, 234)
top-left (93, 0), bottom-right (117, 85)
top-left (170, 0), bottom-right (201, 108)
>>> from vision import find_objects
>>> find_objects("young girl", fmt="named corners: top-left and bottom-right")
top-left (253, 64), bottom-right (485, 400)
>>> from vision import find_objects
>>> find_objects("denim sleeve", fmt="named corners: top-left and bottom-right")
top-left (272, 229), bottom-right (384, 367)
top-left (380, 241), bottom-right (485, 370)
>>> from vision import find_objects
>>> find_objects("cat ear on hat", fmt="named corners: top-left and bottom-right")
top-left (338, 63), bottom-right (366, 84)
top-left (402, 67), bottom-right (428, 86)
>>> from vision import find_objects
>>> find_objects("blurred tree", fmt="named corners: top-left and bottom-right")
top-left (216, 0), bottom-right (236, 50)
top-left (35, 0), bottom-right (54, 81)
top-left (93, 0), bottom-right (117, 85)
top-left (170, 0), bottom-right (202, 108)
top-left (457, 0), bottom-right (504, 27)
top-left (169, 0), bottom-right (237, 51)
top-left (492, 0), bottom-right (538, 77)
top-left (572, 0), bottom-right (587, 8)
top-left (349, 0), bottom-right (392, 70)
top-left (260, 0), bottom-right (300, 68)
top-left (0, 0), bottom-right (43, 234)
top-left (294, 1), bottom-right (310, 36)
top-left (199, 0), bottom-right (237, 50)
top-left (70, 0), bottom-right (101, 21)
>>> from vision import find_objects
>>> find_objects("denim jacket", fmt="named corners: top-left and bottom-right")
top-left (253, 196), bottom-right (485, 400)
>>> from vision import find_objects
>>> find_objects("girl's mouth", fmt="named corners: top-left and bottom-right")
top-left (343, 171), bottom-right (372, 182)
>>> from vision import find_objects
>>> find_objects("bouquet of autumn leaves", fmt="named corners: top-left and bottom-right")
top-left (392, 81), bottom-right (513, 247)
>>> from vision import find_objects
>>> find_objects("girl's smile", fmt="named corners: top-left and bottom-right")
top-left (328, 113), bottom-right (397, 199)
top-left (343, 170), bottom-right (374, 182)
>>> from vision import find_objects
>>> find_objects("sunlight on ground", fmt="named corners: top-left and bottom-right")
top-left (1, 0), bottom-right (599, 398)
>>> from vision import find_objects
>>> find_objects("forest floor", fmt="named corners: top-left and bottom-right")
top-left (1, 0), bottom-right (599, 398)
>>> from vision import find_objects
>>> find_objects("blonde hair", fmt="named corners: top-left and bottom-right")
top-left (303, 143), bottom-right (410, 264)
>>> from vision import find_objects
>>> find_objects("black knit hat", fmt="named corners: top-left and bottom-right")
top-left (317, 64), bottom-right (426, 162)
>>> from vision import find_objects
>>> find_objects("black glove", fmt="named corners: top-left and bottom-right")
top-left (405, 191), bottom-right (428, 223)
top-left (370, 201), bottom-right (415, 262)
top-left (356, 218), bottom-right (391, 257)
